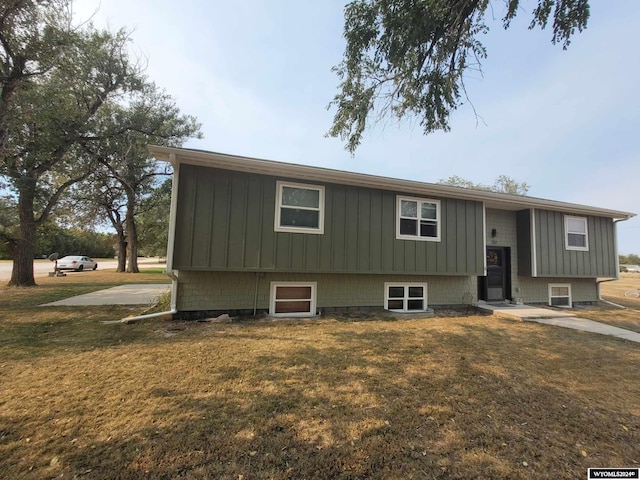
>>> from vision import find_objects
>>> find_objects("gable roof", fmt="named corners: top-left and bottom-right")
top-left (149, 145), bottom-right (635, 221)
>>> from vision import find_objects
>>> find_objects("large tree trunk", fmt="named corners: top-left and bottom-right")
top-left (125, 193), bottom-right (139, 273)
top-left (115, 226), bottom-right (127, 273)
top-left (8, 181), bottom-right (37, 286)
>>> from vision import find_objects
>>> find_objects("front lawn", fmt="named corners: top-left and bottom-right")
top-left (0, 278), bottom-right (638, 479)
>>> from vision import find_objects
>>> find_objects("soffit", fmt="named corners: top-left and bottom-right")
top-left (149, 145), bottom-right (635, 220)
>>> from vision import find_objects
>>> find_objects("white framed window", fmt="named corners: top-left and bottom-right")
top-left (274, 181), bottom-right (324, 234)
top-left (269, 282), bottom-right (317, 317)
top-left (548, 283), bottom-right (572, 308)
top-left (564, 215), bottom-right (589, 251)
top-left (384, 282), bottom-right (428, 312)
top-left (396, 196), bottom-right (441, 241)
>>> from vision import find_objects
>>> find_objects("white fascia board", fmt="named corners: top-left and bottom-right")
top-left (148, 145), bottom-right (636, 221)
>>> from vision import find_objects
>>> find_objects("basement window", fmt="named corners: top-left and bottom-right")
top-left (270, 282), bottom-right (317, 317)
top-left (275, 181), bottom-right (324, 234)
top-left (548, 283), bottom-right (572, 308)
top-left (384, 283), bottom-right (428, 312)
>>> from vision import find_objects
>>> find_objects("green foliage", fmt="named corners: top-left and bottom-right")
top-left (0, 194), bottom-right (17, 258)
top-left (0, 0), bottom-right (201, 284)
top-left (438, 174), bottom-right (529, 195)
top-left (0, 219), bottom-right (114, 260)
top-left (34, 224), bottom-right (114, 259)
top-left (619, 253), bottom-right (640, 266)
top-left (136, 178), bottom-right (172, 257)
top-left (328, 0), bottom-right (590, 152)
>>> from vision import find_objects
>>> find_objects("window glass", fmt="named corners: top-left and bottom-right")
top-left (400, 218), bottom-right (417, 236)
top-left (567, 233), bottom-right (586, 248)
top-left (275, 286), bottom-right (312, 300)
top-left (551, 286), bottom-right (569, 296)
top-left (408, 286), bottom-right (423, 298)
top-left (567, 218), bottom-right (586, 234)
top-left (550, 297), bottom-right (570, 307)
top-left (421, 203), bottom-right (437, 220)
top-left (420, 221), bottom-right (437, 237)
top-left (281, 186), bottom-right (319, 208)
top-left (388, 286), bottom-right (405, 298)
top-left (401, 200), bottom-right (417, 217)
top-left (280, 209), bottom-right (319, 228)
top-left (407, 299), bottom-right (424, 310)
top-left (387, 299), bottom-right (404, 310)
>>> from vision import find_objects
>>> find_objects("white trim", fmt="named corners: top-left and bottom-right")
top-left (149, 145), bottom-right (635, 221)
top-left (482, 203), bottom-right (487, 275)
top-left (564, 215), bottom-right (589, 251)
top-left (269, 281), bottom-right (317, 317)
top-left (531, 208), bottom-right (538, 277)
top-left (166, 157), bottom-right (180, 271)
top-left (548, 283), bottom-right (572, 308)
top-left (395, 195), bottom-right (441, 242)
top-left (274, 181), bottom-right (325, 234)
top-left (384, 282), bottom-right (428, 312)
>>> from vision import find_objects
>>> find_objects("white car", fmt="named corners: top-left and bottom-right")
top-left (57, 255), bottom-right (98, 272)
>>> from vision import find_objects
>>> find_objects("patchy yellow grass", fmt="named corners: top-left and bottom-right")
top-left (577, 274), bottom-right (640, 333)
top-left (0, 277), bottom-right (638, 479)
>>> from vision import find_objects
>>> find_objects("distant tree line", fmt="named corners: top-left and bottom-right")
top-left (619, 253), bottom-right (640, 266)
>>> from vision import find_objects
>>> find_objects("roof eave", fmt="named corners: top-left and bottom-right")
top-left (148, 145), bottom-right (635, 221)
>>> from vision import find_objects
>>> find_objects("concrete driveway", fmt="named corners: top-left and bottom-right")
top-left (40, 284), bottom-right (170, 306)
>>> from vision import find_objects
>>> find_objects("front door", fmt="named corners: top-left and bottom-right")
top-left (480, 247), bottom-right (511, 302)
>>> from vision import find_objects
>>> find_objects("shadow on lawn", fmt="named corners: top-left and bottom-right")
top-left (0, 311), bottom-right (160, 360)
top-left (4, 319), bottom-right (637, 480)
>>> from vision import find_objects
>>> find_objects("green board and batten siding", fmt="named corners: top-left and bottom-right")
top-left (516, 209), bottom-right (617, 278)
top-left (172, 164), bottom-right (485, 275)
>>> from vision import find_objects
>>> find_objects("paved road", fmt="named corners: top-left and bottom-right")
top-left (0, 258), bottom-right (166, 282)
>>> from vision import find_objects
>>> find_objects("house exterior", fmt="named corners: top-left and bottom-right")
top-left (149, 146), bottom-right (635, 318)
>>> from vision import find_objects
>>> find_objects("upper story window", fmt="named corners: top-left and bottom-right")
top-left (564, 215), bottom-right (588, 251)
top-left (275, 181), bottom-right (325, 234)
top-left (396, 196), bottom-right (441, 241)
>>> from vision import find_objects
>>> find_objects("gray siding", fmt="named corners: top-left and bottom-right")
top-left (173, 164), bottom-right (484, 275)
top-left (534, 209), bottom-right (617, 277)
top-left (516, 209), bottom-right (532, 276)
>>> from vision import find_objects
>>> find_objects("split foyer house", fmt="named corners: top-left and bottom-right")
top-left (149, 146), bottom-right (635, 318)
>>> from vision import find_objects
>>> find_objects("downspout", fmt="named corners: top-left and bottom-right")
top-left (107, 153), bottom-right (181, 324)
top-left (596, 217), bottom-right (632, 309)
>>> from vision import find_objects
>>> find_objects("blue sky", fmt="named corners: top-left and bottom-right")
top-left (75, 0), bottom-right (640, 254)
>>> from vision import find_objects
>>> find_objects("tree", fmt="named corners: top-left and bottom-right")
top-left (0, 0), bottom-right (73, 152)
top-left (619, 253), bottom-right (640, 266)
top-left (0, 21), bottom-right (144, 286)
top-left (327, 0), bottom-right (590, 152)
top-left (75, 87), bottom-right (201, 272)
top-left (137, 178), bottom-right (171, 258)
top-left (439, 174), bottom-right (529, 195)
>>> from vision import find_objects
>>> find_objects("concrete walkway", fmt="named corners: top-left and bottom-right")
top-left (479, 302), bottom-right (640, 344)
top-left (40, 284), bottom-right (170, 306)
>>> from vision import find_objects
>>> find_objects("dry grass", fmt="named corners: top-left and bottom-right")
top-left (1, 276), bottom-right (639, 479)
top-left (577, 273), bottom-right (640, 333)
